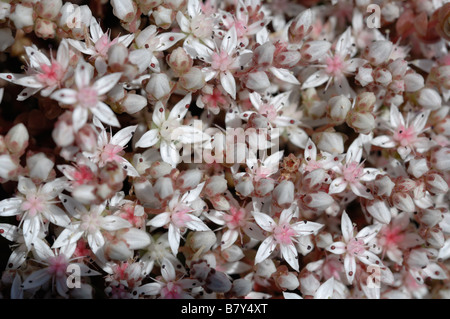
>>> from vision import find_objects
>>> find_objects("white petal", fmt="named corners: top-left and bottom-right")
top-left (111, 125), bottom-right (137, 147)
top-left (21, 268), bottom-right (51, 291)
top-left (147, 212), bottom-right (171, 228)
top-left (75, 62), bottom-right (94, 88)
top-left (136, 129), bottom-right (159, 148)
top-left (156, 33), bottom-right (185, 51)
top-left (314, 278), bottom-right (334, 299)
top-left (160, 140), bottom-right (180, 168)
top-left (221, 27), bottom-right (237, 55)
top-left (168, 223), bottom-right (181, 255)
top-left (341, 211), bottom-right (354, 243)
top-left (328, 177), bottom-right (347, 194)
top-left (51, 89), bottom-right (77, 105)
top-left (72, 107), bottom-right (89, 132)
top-left (291, 220), bottom-right (324, 235)
top-left (326, 241), bottom-right (347, 254)
top-left (270, 67), bottom-right (300, 85)
top-left (93, 72), bottom-right (122, 95)
top-left (221, 229), bottom-right (239, 250)
top-left (254, 236), bottom-right (276, 264)
top-left (0, 198), bottom-right (22, 217)
top-left (43, 205), bottom-right (70, 227)
top-left (101, 216), bottom-right (132, 231)
top-left (280, 244), bottom-right (299, 271)
top-left (301, 70), bottom-right (329, 89)
top-left (356, 224), bottom-right (382, 244)
top-left (344, 254), bottom-right (356, 284)
top-left (91, 102), bottom-right (120, 127)
top-left (220, 71), bottom-right (236, 99)
top-left (168, 93), bottom-right (192, 121)
top-left (252, 211), bottom-right (276, 232)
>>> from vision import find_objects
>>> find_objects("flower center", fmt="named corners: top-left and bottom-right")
top-left (73, 165), bottom-right (95, 186)
top-left (347, 238), bottom-right (366, 256)
top-left (380, 226), bottom-right (404, 247)
top-left (101, 143), bottom-right (124, 164)
top-left (161, 282), bottom-right (183, 299)
top-left (78, 87), bottom-right (99, 108)
top-left (343, 161), bottom-right (363, 183)
top-left (21, 194), bottom-right (45, 217)
top-left (224, 207), bottom-right (245, 229)
top-left (37, 62), bottom-right (64, 86)
top-left (81, 213), bottom-right (102, 233)
top-left (259, 104), bottom-right (278, 122)
top-left (171, 207), bottom-right (192, 229)
top-left (160, 120), bottom-right (180, 140)
top-left (191, 15), bottom-right (214, 39)
top-left (393, 125), bottom-right (416, 147)
top-left (211, 51), bottom-right (234, 72)
top-left (95, 34), bottom-right (118, 57)
top-left (47, 255), bottom-right (69, 277)
top-left (325, 55), bottom-right (345, 76)
top-left (273, 223), bottom-right (296, 245)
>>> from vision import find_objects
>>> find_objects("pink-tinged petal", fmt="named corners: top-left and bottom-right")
top-left (281, 244), bottom-right (299, 271)
top-left (75, 62), bottom-right (94, 89)
top-left (89, 17), bottom-right (104, 42)
top-left (301, 70), bottom-right (329, 89)
top-left (152, 102), bottom-right (166, 126)
top-left (221, 229), bottom-right (239, 250)
top-left (185, 215), bottom-right (210, 231)
top-left (160, 140), bottom-right (180, 168)
top-left (240, 111), bottom-right (256, 120)
top-left (51, 89), bottom-right (77, 105)
top-left (205, 210), bottom-right (226, 226)
top-left (93, 72), bottom-right (122, 95)
top-left (220, 71), bottom-right (236, 99)
top-left (326, 241), bottom-right (347, 254)
top-left (279, 206), bottom-right (296, 225)
top-left (356, 224), bottom-right (382, 244)
top-left (254, 236), bottom-right (276, 264)
top-left (423, 263), bottom-right (447, 280)
top-left (371, 135), bottom-right (395, 148)
top-left (32, 238), bottom-right (55, 260)
top-left (92, 102), bottom-right (120, 127)
top-left (248, 91), bottom-right (262, 110)
top-left (168, 93), bottom-right (192, 121)
top-left (344, 254), bottom-right (356, 284)
top-left (72, 107), bottom-right (89, 132)
top-left (329, 177), bottom-right (347, 194)
top-left (341, 211), bottom-right (354, 243)
top-left (0, 198), bottom-right (22, 217)
top-left (168, 223), bottom-right (181, 255)
top-left (269, 67), bottom-right (300, 85)
top-left (176, 11), bottom-right (190, 33)
top-left (111, 125), bottom-right (137, 147)
top-left (221, 27), bottom-right (237, 55)
top-left (101, 216), bottom-right (132, 231)
top-left (156, 33), bottom-right (186, 51)
top-left (148, 212), bottom-right (171, 228)
top-left (252, 211), bottom-right (276, 232)
top-left (314, 278), bottom-right (334, 299)
top-left (390, 104), bottom-right (405, 128)
top-left (21, 268), bottom-right (51, 291)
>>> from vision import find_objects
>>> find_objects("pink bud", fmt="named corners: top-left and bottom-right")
top-left (179, 67), bottom-right (205, 91)
top-left (0, 154), bottom-right (19, 180)
top-left (243, 71), bottom-right (270, 91)
top-left (35, 0), bottom-right (62, 20)
top-left (152, 6), bottom-right (174, 29)
top-left (303, 192), bottom-right (334, 211)
top-left (205, 175), bottom-right (228, 197)
top-left (288, 9), bottom-right (313, 43)
top-left (34, 18), bottom-right (57, 39)
top-left (314, 132), bottom-right (344, 154)
top-left (255, 178), bottom-right (275, 196)
top-left (374, 68), bottom-right (392, 86)
top-left (392, 192), bottom-right (415, 213)
top-left (367, 40), bottom-right (393, 66)
top-left (235, 176), bottom-right (254, 197)
top-left (137, 0), bottom-right (162, 14)
top-left (5, 123), bottom-right (29, 155)
top-left (355, 65), bottom-right (374, 87)
top-left (277, 272), bottom-right (300, 290)
top-left (176, 169), bottom-right (203, 190)
top-left (301, 41), bottom-right (331, 62)
top-left (111, 0), bottom-right (137, 23)
top-left (76, 125), bottom-right (98, 153)
top-left (425, 173), bottom-right (449, 194)
top-left (347, 111), bottom-right (376, 134)
top-left (167, 47), bottom-right (193, 75)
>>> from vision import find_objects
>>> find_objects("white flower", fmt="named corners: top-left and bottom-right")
top-left (253, 204), bottom-right (323, 271)
top-left (147, 182), bottom-right (210, 255)
top-left (51, 61), bottom-right (122, 131)
top-left (0, 177), bottom-right (69, 250)
top-left (326, 211), bottom-right (383, 284)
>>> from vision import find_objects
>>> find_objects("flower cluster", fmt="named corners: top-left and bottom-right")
top-left (0, 0), bottom-right (449, 299)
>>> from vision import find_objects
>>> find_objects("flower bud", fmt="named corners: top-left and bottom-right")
top-left (222, 245), bottom-right (245, 262)
top-left (179, 67), bottom-right (205, 91)
top-left (392, 193), bottom-right (415, 213)
top-left (121, 93), bottom-right (148, 114)
top-left (36, 0), bottom-right (62, 20)
top-left (355, 92), bottom-right (376, 112)
top-left (256, 259), bottom-right (276, 278)
top-left (111, 0), bottom-right (137, 23)
top-left (137, 0), bottom-right (163, 14)
top-left (148, 161), bottom-right (173, 178)
top-left (5, 123), bottom-right (29, 155)
top-left (235, 176), bottom-right (254, 197)
top-left (167, 47), bottom-right (193, 75)
top-left (152, 6), bottom-right (173, 29)
top-left (327, 95), bottom-right (351, 124)
top-left (120, 228), bottom-right (152, 250)
top-left (76, 125), bottom-right (98, 153)
top-left (72, 184), bottom-right (97, 204)
top-left (366, 40), bottom-right (393, 66)
top-left (288, 9), bottom-right (313, 43)
top-left (255, 178), bottom-right (275, 197)
top-left (374, 67), bottom-right (392, 86)
top-left (404, 72), bottom-right (424, 92)
top-left (407, 157), bottom-right (429, 178)
top-left (277, 272), bottom-right (300, 290)
top-left (373, 175), bottom-right (395, 196)
top-left (230, 279), bottom-right (252, 297)
top-left (418, 88), bottom-right (442, 110)
top-left (303, 192), bottom-right (334, 211)
top-left (355, 65), bottom-right (374, 87)
top-left (432, 147), bottom-right (450, 171)
top-left (425, 173), bottom-right (449, 194)
top-left (9, 4), bottom-right (34, 30)
top-left (205, 271), bottom-right (232, 293)
top-left (314, 132), bottom-right (344, 154)
top-left (35, 18), bottom-right (57, 39)
top-left (299, 273), bottom-right (320, 296)
top-left (154, 177), bottom-right (174, 199)
top-left (27, 153), bottom-right (54, 181)
top-left (145, 73), bottom-right (172, 101)
top-left (108, 44), bottom-right (129, 69)
top-left (205, 175), bottom-right (227, 197)
top-left (99, 162), bottom-right (127, 186)
top-left (273, 180), bottom-right (295, 206)
top-left (0, 3), bottom-right (11, 21)
top-left (0, 154), bottom-right (18, 180)
top-left (347, 111), bottom-right (376, 134)
top-left (176, 169), bottom-right (203, 190)
top-left (243, 71), bottom-right (270, 91)
top-left (188, 230), bottom-right (217, 252)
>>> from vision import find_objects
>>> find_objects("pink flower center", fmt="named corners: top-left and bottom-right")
top-left (78, 87), bottom-right (99, 108)
top-left (273, 223), bottom-right (296, 245)
top-left (223, 207), bottom-right (246, 229)
top-left (380, 226), bottom-right (404, 247)
top-left (343, 161), bottom-right (363, 183)
top-left (211, 51), bottom-right (234, 72)
top-left (393, 125), bottom-right (417, 147)
top-left (101, 144), bottom-right (124, 164)
top-left (259, 104), bottom-right (278, 122)
top-left (81, 213), bottom-right (102, 233)
top-left (21, 194), bottom-right (45, 217)
top-left (47, 255), bottom-right (69, 277)
top-left (347, 238), bottom-right (366, 256)
top-left (171, 207), bottom-right (192, 229)
top-left (234, 19), bottom-right (248, 38)
top-left (161, 282), bottom-right (183, 299)
top-left (37, 62), bottom-right (64, 86)
top-left (95, 34), bottom-right (118, 57)
top-left (325, 55), bottom-right (345, 76)
top-left (73, 165), bottom-right (95, 186)
top-left (202, 88), bottom-right (227, 108)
